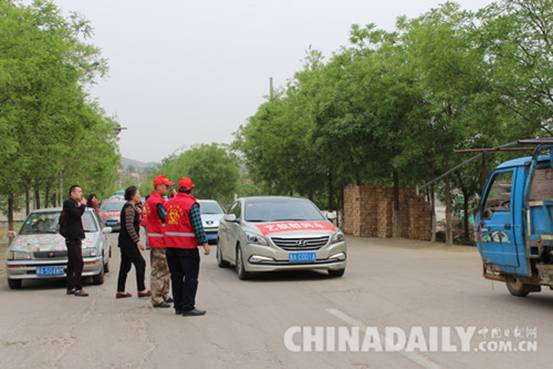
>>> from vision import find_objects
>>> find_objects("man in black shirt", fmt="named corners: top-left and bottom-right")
top-left (61, 185), bottom-right (89, 297)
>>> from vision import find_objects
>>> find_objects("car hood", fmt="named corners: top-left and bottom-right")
top-left (201, 213), bottom-right (224, 228)
top-left (10, 233), bottom-right (98, 252)
top-left (245, 220), bottom-right (338, 238)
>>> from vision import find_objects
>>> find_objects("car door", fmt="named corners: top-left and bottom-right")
top-left (219, 201), bottom-right (237, 260)
top-left (225, 201), bottom-right (242, 263)
top-left (479, 169), bottom-right (519, 267)
top-left (94, 212), bottom-right (109, 262)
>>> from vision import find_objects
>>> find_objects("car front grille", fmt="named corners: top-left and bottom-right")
top-left (33, 250), bottom-right (67, 259)
top-left (271, 236), bottom-right (330, 251)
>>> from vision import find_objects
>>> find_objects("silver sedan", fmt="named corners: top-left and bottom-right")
top-left (216, 196), bottom-right (347, 280)
top-left (5, 208), bottom-right (112, 289)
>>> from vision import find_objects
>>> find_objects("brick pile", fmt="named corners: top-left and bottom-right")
top-left (343, 185), bottom-right (432, 241)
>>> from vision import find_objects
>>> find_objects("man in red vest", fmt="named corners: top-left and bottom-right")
top-left (145, 175), bottom-right (174, 308)
top-left (165, 177), bottom-right (210, 316)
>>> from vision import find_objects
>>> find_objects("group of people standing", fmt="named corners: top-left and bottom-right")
top-left (60, 175), bottom-right (210, 317)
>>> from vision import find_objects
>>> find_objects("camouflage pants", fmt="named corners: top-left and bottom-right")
top-left (150, 248), bottom-right (171, 305)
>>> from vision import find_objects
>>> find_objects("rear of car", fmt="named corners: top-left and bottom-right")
top-left (198, 200), bottom-right (225, 245)
top-left (217, 197), bottom-right (347, 279)
top-left (99, 200), bottom-right (125, 231)
top-left (5, 208), bottom-right (110, 289)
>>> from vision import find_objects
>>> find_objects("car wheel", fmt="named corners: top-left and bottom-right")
top-left (236, 245), bottom-right (250, 280)
top-left (8, 279), bottom-right (22, 289)
top-left (92, 268), bottom-right (105, 285)
top-left (505, 275), bottom-right (536, 297)
top-left (217, 241), bottom-right (230, 268)
top-left (328, 269), bottom-right (345, 278)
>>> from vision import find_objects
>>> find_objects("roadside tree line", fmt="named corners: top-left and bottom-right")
top-left (0, 0), bottom-right (121, 230)
top-left (233, 0), bottom-right (553, 244)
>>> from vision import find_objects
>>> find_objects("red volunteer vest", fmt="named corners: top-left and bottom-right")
top-left (164, 193), bottom-right (198, 249)
top-left (145, 191), bottom-right (166, 248)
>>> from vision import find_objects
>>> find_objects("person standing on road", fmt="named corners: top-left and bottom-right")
top-left (116, 186), bottom-right (151, 299)
top-left (145, 176), bottom-right (175, 308)
top-left (61, 185), bottom-right (89, 297)
top-left (165, 177), bottom-right (210, 317)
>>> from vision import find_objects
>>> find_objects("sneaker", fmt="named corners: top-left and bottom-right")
top-left (164, 297), bottom-right (174, 304)
top-left (66, 288), bottom-right (76, 295)
top-left (182, 308), bottom-right (206, 316)
top-left (74, 290), bottom-right (89, 297)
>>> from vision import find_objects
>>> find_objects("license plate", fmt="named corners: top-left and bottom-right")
top-left (36, 266), bottom-right (65, 277)
top-left (288, 252), bottom-right (316, 263)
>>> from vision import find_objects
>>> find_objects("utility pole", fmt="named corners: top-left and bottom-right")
top-left (269, 77), bottom-right (274, 99)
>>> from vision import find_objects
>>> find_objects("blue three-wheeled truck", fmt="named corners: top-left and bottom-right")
top-left (477, 139), bottom-right (553, 297)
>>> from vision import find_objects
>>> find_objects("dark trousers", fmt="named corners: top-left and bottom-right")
top-left (65, 239), bottom-right (83, 291)
top-left (166, 248), bottom-right (200, 312)
top-left (117, 245), bottom-right (146, 292)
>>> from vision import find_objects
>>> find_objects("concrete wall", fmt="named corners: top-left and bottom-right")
top-left (343, 185), bottom-right (432, 241)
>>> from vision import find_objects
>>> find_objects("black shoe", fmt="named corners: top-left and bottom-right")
top-left (175, 309), bottom-right (183, 315)
top-left (74, 289), bottom-right (89, 297)
top-left (182, 308), bottom-right (206, 316)
top-left (153, 302), bottom-right (171, 308)
top-left (164, 297), bottom-right (174, 304)
top-left (66, 288), bottom-right (76, 295)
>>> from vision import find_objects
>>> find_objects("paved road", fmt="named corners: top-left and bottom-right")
top-left (1, 236), bottom-right (552, 369)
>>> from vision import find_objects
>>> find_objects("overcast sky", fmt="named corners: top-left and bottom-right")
top-left (53, 0), bottom-right (492, 163)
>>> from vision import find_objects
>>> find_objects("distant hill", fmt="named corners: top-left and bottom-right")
top-left (122, 157), bottom-right (157, 171)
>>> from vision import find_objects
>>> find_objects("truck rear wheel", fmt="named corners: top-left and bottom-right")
top-left (505, 276), bottom-right (538, 297)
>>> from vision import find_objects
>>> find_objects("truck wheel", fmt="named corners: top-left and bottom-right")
top-left (505, 276), bottom-right (533, 297)
top-left (8, 279), bottom-right (22, 290)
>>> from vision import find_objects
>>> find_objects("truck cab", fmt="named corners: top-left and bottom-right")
top-left (476, 142), bottom-right (553, 297)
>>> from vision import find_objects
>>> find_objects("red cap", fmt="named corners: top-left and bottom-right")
top-left (153, 175), bottom-right (175, 187)
top-left (178, 177), bottom-right (194, 190)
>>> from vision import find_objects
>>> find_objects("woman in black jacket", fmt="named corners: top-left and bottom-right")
top-left (116, 186), bottom-right (151, 299)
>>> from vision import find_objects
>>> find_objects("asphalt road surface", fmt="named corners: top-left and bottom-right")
top-left (1, 236), bottom-right (553, 369)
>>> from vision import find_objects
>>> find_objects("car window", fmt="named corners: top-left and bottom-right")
top-left (199, 201), bottom-right (224, 215)
top-left (20, 211), bottom-right (98, 234)
top-left (100, 201), bottom-right (124, 212)
top-left (483, 171), bottom-right (513, 218)
top-left (244, 198), bottom-right (325, 222)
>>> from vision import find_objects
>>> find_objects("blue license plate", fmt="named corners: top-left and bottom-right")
top-left (206, 233), bottom-right (218, 240)
top-left (36, 266), bottom-right (65, 277)
top-left (288, 252), bottom-right (316, 263)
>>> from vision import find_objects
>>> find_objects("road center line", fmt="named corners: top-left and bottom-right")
top-left (326, 308), bottom-right (445, 369)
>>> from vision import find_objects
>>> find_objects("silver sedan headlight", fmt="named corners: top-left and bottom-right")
top-left (331, 230), bottom-right (345, 244)
top-left (245, 232), bottom-right (269, 246)
top-left (7, 250), bottom-right (32, 260)
top-left (82, 247), bottom-right (98, 257)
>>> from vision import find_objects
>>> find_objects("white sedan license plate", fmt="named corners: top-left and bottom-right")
top-left (36, 266), bottom-right (65, 277)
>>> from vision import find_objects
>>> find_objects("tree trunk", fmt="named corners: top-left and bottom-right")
top-left (327, 168), bottom-right (335, 210)
top-left (44, 185), bottom-right (50, 209)
top-left (25, 188), bottom-right (30, 216)
top-left (430, 185), bottom-right (437, 242)
top-left (34, 185), bottom-right (40, 209)
top-left (7, 193), bottom-right (15, 245)
top-left (392, 170), bottom-right (401, 238)
top-left (444, 177), bottom-right (453, 245)
top-left (462, 187), bottom-right (470, 242)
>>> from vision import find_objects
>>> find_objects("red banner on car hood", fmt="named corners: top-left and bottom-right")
top-left (256, 221), bottom-right (337, 235)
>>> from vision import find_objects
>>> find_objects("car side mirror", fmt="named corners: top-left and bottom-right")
top-left (327, 211), bottom-right (337, 221)
top-left (224, 214), bottom-right (237, 223)
top-left (102, 227), bottom-right (113, 234)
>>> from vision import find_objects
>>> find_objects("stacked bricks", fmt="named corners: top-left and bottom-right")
top-left (343, 185), bottom-right (432, 241)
